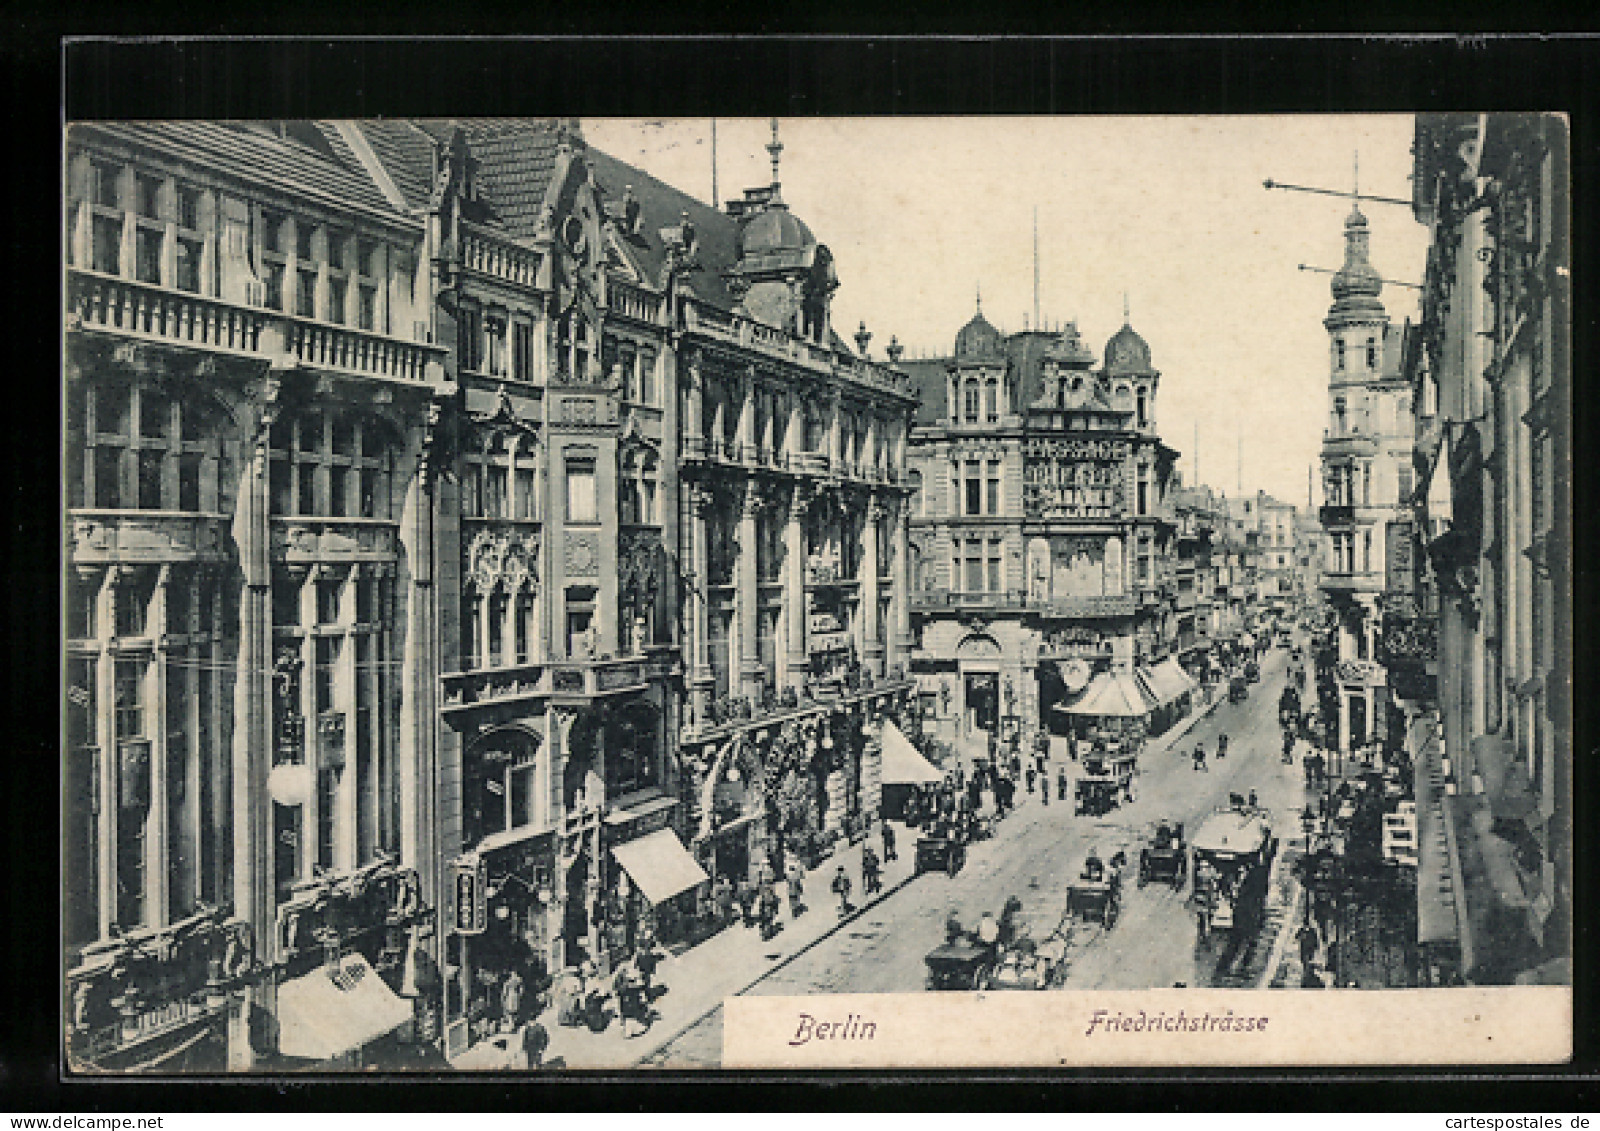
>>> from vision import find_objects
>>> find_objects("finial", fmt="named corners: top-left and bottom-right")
top-left (975, 282), bottom-right (982, 315)
top-left (1123, 291), bottom-right (1130, 324)
top-left (1353, 150), bottom-right (1359, 198)
top-left (767, 118), bottom-right (784, 189)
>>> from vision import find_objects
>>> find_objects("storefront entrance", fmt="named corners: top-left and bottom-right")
top-left (964, 671), bottom-right (998, 737)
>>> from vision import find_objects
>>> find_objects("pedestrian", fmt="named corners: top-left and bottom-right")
top-left (758, 881), bottom-right (781, 940)
top-left (862, 844), bottom-right (882, 896)
top-left (634, 930), bottom-right (665, 999)
top-left (830, 864), bottom-right (853, 916)
top-left (713, 874), bottom-right (734, 928)
top-left (736, 876), bottom-right (757, 928)
top-left (613, 960), bottom-right (648, 1039)
top-left (1057, 765), bottom-right (1070, 801)
top-left (785, 858), bottom-right (806, 917)
top-left (1040, 773), bottom-right (1050, 806)
top-left (881, 820), bottom-right (898, 863)
top-left (519, 1015), bottom-right (550, 1069)
top-left (1026, 765), bottom-right (1037, 794)
top-left (1193, 744), bottom-right (1208, 772)
top-left (499, 966), bottom-right (525, 1034)
top-left (1298, 922), bottom-right (1319, 969)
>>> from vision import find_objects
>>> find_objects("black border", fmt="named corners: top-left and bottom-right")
top-left (13, 32), bottom-right (1597, 1111)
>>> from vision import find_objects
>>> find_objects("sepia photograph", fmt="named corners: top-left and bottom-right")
top-left (60, 107), bottom-right (1571, 1074)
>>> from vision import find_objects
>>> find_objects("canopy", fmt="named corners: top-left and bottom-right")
top-left (1141, 657), bottom-right (1198, 707)
top-left (879, 719), bottom-right (943, 785)
top-left (276, 953), bottom-right (412, 1062)
top-left (1056, 671), bottom-right (1155, 718)
top-left (610, 828), bottom-right (709, 905)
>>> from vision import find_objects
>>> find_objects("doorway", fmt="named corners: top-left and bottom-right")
top-left (964, 671), bottom-right (998, 737)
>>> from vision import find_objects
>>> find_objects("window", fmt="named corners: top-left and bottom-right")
top-left (964, 379), bottom-right (980, 423)
top-left (987, 539), bottom-right (1002, 593)
top-left (269, 409), bottom-right (391, 519)
top-left (69, 382), bottom-right (229, 514)
top-left (135, 227), bottom-right (162, 285)
top-left (263, 262), bottom-right (285, 311)
top-left (459, 306), bottom-right (482, 372)
top-left (1136, 388), bottom-right (1148, 427)
top-left (295, 223), bottom-right (314, 262)
top-left (566, 459), bottom-right (597, 523)
top-left (1335, 339), bottom-right (1346, 370)
top-left (1136, 464), bottom-right (1150, 516)
top-left (984, 378), bottom-right (999, 422)
top-left (964, 461), bottom-right (982, 516)
top-left (296, 268), bottom-right (317, 318)
top-left (90, 160), bottom-right (120, 208)
top-left (136, 174), bottom-right (162, 221)
top-left (985, 460), bottom-right (1000, 515)
top-left (639, 349), bottom-right (657, 405)
top-left (175, 237), bottom-right (202, 293)
top-left (328, 281), bottom-right (345, 326)
top-left (1398, 464), bottom-right (1414, 504)
top-left (964, 539), bottom-right (983, 592)
top-left (177, 186), bottom-right (201, 231)
top-left (92, 215), bottom-right (121, 275)
top-left (513, 323), bottom-right (533, 382)
top-left (1366, 337), bottom-right (1377, 369)
top-left (1333, 397), bottom-right (1347, 434)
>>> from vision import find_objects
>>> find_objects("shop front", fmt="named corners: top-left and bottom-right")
top-left (270, 858), bottom-right (433, 1068)
top-left (65, 907), bottom-right (258, 1073)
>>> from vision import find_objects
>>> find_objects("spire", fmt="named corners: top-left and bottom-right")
top-left (766, 117), bottom-right (784, 203)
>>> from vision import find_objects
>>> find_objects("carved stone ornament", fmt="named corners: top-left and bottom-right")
top-left (564, 531), bottom-right (601, 577)
top-left (466, 527), bottom-right (540, 594)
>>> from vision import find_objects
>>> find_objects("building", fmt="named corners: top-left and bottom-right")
top-left (902, 308), bottom-right (1183, 752)
top-left (64, 117), bottom-right (921, 1069)
top-left (65, 121), bottom-right (448, 1069)
top-left (1314, 193), bottom-right (1417, 755)
top-left (1402, 112), bottom-right (1570, 986)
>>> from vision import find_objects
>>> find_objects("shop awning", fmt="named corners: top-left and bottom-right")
top-left (609, 828), bottom-right (709, 905)
top-left (880, 719), bottom-right (943, 785)
top-left (1140, 657), bottom-right (1197, 707)
top-left (1056, 671), bottom-right (1154, 718)
top-left (276, 953), bottom-right (412, 1062)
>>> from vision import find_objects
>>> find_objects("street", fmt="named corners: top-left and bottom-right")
top-left (648, 644), bottom-right (1307, 1066)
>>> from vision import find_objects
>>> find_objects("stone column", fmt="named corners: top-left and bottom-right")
top-left (147, 565), bottom-right (171, 925)
top-left (782, 485), bottom-right (809, 694)
top-left (688, 483), bottom-right (713, 724)
top-left (738, 481), bottom-right (765, 701)
top-left (861, 497), bottom-right (884, 677)
top-left (892, 497), bottom-right (912, 669)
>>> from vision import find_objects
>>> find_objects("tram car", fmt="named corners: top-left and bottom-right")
top-left (1138, 819), bottom-right (1188, 888)
top-left (1074, 750), bottom-right (1138, 817)
top-left (1191, 803), bottom-right (1277, 944)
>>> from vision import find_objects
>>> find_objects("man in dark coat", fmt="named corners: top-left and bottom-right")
top-left (830, 864), bottom-right (853, 916)
top-left (881, 820), bottom-right (898, 863)
top-left (861, 845), bottom-right (882, 896)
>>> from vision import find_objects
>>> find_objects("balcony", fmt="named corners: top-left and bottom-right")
top-left (460, 224), bottom-right (538, 289)
top-left (1037, 593), bottom-right (1138, 618)
top-left (912, 588), bottom-right (1029, 612)
top-left (68, 269), bottom-right (266, 357)
top-left (681, 672), bottom-right (917, 745)
top-left (270, 517), bottom-right (399, 564)
top-left (67, 267), bottom-right (448, 386)
top-left (68, 510), bottom-right (230, 565)
top-left (682, 299), bottom-right (913, 399)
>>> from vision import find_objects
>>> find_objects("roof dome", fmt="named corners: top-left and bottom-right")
top-left (1103, 322), bottom-right (1155, 376)
top-left (954, 310), bottom-right (1004, 360)
top-left (1328, 205), bottom-right (1386, 321)
top-left (737, 204), bottom-right (815, 258)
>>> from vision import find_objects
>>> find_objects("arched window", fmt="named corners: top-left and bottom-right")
top-left (267, 407), bottom-right (394, 519)
top-left (66, 380), bottom-right (233, 513)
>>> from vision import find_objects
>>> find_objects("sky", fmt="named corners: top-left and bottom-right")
top-left (582, 116), bottom-right (1430, 509)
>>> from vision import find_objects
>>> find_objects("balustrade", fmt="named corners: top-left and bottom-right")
top-left (285, 318), bottom-right (441, 382)
top-left (69, 270), bottom-right (265, 355)
top-left (460, 227), bottom-right (538, 288)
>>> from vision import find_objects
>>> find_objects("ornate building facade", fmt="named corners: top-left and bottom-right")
top-left (903, 309), bottom-right (1181, 749)
top-left (1402, 113), bottom-right (1569, 986)
top-left (1315, 197), bottom-right (1417, 754)
top-left (65, 121), bottom-right (447, 1070)
top-left (64, 117), bottom-right (919, 1069)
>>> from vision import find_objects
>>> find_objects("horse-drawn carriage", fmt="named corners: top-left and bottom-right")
top-left (1065, 851), bottom-right (1126, 927)
top-left (915, 830), bottom-right (968, 876)
top-left (925, 897), bottom-right (1063, 990)
top-left (1138, 819), bottom-right (1188, 888)
top-left (1074, 751), bottom-right (1138, 817)
top-left (1191, 802), bottom-right (1277, 944)
top-left (1228, 674), bottom-right (1249, 704)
